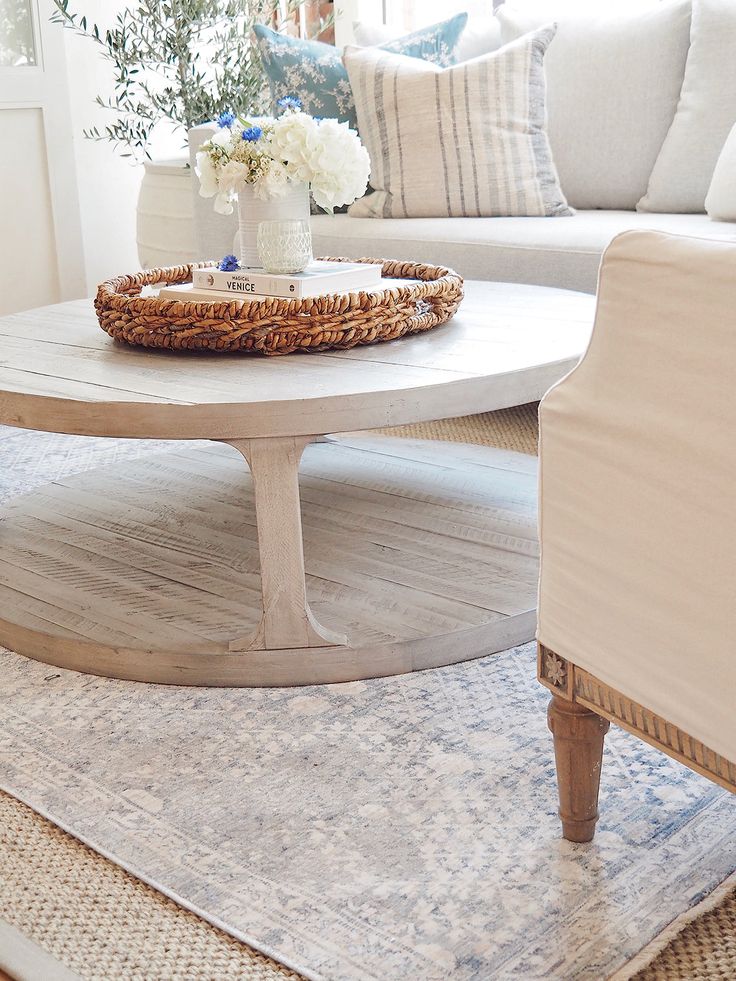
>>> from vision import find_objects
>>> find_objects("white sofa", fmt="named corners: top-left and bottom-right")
top-left (188, 168), bottom-right (736, 294)
top-left (310, 211), bottom-right (736, 293)
top-left (187, 0), bottom-right (736, 296)
top-left (187, 141), bottom-right (736, 296)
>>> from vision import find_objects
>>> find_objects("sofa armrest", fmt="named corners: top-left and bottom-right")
top-left (538, 230), bottom-right (736, 761)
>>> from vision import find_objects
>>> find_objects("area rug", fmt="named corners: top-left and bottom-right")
top-left (1, 644), bottom-right (735, 980)
top-left (0, 425), bottom-right (735, 981)
top-left (2, 795), bottom-right (736, 981)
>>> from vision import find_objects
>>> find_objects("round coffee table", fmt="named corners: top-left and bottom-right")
top-left (0, 281), bottom-right (594, 685)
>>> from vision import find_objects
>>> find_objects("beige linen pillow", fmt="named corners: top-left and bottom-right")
top-left (639, 0), bottom-right (736, 214)
top-left (705, 123), bottom-right (736, 222)
top-left (497, 0), bottom-right (692, 211)
top-left (343, 28), bottom-right (572, 219)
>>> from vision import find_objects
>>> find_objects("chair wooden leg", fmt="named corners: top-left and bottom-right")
top-left (548, 695), bottom-right (610, 842)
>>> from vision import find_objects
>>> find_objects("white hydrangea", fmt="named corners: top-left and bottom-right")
top-left (308, 118), bottom-right (371, 212)
top-left (269, 112), bottom-right (321, 184)
top-left (270, 113), bottom-right (370, 211)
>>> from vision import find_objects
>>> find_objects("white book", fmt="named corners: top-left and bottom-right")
top-left (157, 279), bottom-right (417, 305)
top-left (191, 260), bottom-right (382, 299)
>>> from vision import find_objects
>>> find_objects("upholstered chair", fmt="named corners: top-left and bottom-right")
top-left (537, 230), bottom-right (736, 842)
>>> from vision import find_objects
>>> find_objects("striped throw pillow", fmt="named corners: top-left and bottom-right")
top-left (344, 28), bottom-right (572, 219)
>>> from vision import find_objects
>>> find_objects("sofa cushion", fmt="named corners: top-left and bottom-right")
top-left (705, 123), bottom-right (736, 222)
top-left (353, 14), bottom-right (502, 63)
top-left (497, 0), bottom-right (692, 211)
top-left (639, 0), bottom-right (736, 214)
top-left (343, 29), bottom-right (572, 219)
top-left (310, 211), bottom-right (736, 294)
top-left (253, 15), bottom-right (467, 131)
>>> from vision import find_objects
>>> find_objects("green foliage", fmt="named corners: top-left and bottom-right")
top-left (49, 0), bottom-right (326, 158)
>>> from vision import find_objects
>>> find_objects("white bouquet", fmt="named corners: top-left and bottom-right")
top-left (196, 97), bottom-right (371, 215)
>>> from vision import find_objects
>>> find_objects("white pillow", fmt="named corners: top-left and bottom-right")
top-left (353, 15), bottom-right (502, 63)
top-left (497, 0), bottom-right (692, 211)
top-left (639, 0), bottom-right (736, 214)
top-left (705, 123), bottom-right (736, 221)
top-left (344, 29), bottom-right (572, 220)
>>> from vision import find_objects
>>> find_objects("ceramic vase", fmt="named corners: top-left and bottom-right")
top-left (237, 182), bottom-right (311, 269)
top-left (136, 158), bottom-right (197, 268)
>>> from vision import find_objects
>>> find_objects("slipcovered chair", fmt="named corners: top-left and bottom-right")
top-left (537, 230), bottom-right (736, 842)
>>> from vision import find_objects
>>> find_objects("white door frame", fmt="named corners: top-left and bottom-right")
top-left (1, 0), bottom-right (86, 300)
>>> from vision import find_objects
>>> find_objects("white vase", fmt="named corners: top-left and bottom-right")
top-left (237, 182), bottom-right (311, 269)
top-left (136, 158), bottom-right (197, 268)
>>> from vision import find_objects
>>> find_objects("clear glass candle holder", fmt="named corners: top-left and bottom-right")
top-left (257, 219), bottom-right (313, 274)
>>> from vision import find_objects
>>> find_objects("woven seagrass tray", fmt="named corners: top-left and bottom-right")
top-left (95, 257), bottom-right (464, 356)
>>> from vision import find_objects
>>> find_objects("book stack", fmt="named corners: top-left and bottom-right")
top-left (158, 260), bottom-right (385, 303)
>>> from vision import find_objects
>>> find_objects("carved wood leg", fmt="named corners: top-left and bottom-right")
top-left (548, 695), bottom-right (610, 843)
top-left (226, 436), bottom-right (347, 653)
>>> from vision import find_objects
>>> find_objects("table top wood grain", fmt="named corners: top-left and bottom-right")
top-left (0, 281), bottom-right (595, 440)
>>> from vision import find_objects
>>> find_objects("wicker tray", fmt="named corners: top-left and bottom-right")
top-left (94, 257), bottom-right (464, 356)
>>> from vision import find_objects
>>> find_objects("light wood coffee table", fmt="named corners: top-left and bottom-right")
top-left (0, 281), bottom-right (594, 685)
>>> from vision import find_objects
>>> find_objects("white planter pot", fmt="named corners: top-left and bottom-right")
top-left (136, 158), bottom-right (197, 269)
top-left (237, 182), bottom-right (311, 268)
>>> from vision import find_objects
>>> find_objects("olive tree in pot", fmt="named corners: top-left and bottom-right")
top-left (50, 0), bottom-right (333, 267)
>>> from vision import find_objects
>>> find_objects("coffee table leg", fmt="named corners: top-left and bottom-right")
top-left (226, 436), bottom-right (347, 653)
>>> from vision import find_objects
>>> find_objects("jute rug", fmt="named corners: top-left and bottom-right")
top-left (616, 870), bottom-right (736, 980)
top-left (1, 410), bottom-right (734, 980)
top-left (0, 791), bottom-right (297, 980)
top-left (376, 403), bottom-right (540, 455)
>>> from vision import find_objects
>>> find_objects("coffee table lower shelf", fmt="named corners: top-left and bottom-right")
top-left (0, 435), bottom-right (538, 686)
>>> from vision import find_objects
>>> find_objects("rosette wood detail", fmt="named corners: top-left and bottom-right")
top-left (94, 258), bottom-right (464, 356)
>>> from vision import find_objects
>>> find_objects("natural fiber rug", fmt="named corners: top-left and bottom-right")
top-left (0, 791), bottom-right (297, 980)
top-left (617, 870), bottom-right (736, 980)
top-left (377, 403), bottom-right (540, 455)
top-left (1, 415), bottom-right (735, 981)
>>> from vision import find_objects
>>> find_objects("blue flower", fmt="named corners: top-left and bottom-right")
top-left (276, 96), bottom-right (302, 113)
top-left (218, 254), bottom-right (240, 272)
top-left (242, 125), bottom-right (263, 142)
top-left (217, 110), bottom-right (236, 128)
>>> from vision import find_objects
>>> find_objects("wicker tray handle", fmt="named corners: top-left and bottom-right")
top-left (94, 257), bottom-right (464, 356)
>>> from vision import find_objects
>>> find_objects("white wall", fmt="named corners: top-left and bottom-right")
top-left (0, 107), bottom-right (62, 314)
top-left (60, 1), bottom-right (142, 290)
top-left (334, 0), bottom-right (359, 46)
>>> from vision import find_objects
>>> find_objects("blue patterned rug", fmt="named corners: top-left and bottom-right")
top-left (0, 427), bottom-right (734, 980)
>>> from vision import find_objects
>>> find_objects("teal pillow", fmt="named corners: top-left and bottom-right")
top-left (254, 14), bottom-right (469, 130)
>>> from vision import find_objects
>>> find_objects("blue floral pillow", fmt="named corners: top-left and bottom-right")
top-left (254, 14), bottom-right (469, 131)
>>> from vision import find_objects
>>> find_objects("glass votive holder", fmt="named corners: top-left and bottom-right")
top-left (257, 219), bottom-right (313, 274)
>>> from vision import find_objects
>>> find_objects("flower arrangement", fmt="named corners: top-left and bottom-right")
top-left (196, 97), bottom-right (370, 214)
